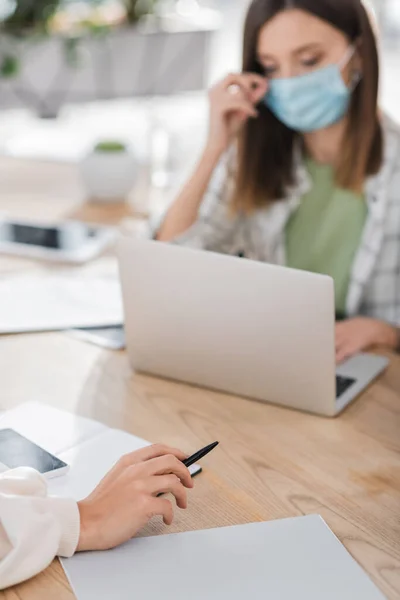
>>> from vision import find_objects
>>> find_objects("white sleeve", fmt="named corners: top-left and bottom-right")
top-left (0, 467), bottom-right (80, 590)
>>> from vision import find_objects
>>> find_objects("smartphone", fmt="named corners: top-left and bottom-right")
top-left (0, 429), bottom-right (69, 479)
top-left (0, 218), bottom-right (115, 263)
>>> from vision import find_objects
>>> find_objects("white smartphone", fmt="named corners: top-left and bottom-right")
top-left (0, 218), bottom-right (116, 263)
top-left (0, 428), bottom-right (69, 479)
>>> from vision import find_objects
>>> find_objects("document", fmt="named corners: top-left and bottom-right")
top-left (0, 402), bottom-right (201, 501)
top-left (0, 275), bottom-right (123, 333)
top-left (0, 402), bottom-right (106, 455)
top-left (62, 515), bottom-right (386, 600)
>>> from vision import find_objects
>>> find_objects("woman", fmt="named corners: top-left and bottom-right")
top-left (0, 445), bottom-right (193, 589)
top-left (158, 0), bottom-right (400, 362)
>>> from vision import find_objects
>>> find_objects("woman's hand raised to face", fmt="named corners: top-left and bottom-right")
top-left (77, 444), bottom-right (194, 552)
top-left (207, 73), bottom-right (268, 156)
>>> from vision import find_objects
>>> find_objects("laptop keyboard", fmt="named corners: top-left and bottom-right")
top-left (336, 375), bottom-right (357, 399)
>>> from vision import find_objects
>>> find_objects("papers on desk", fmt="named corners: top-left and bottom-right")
top-left (0, 274), bottom-right (123, 334)
top-left (0, 403), bottom-right (385, 599)
top-left (49, 429), bottom-right (152, 500)
top-left (0, 402), bottom-right (106, 455)
top-left (62, 515), bottom-right (385, 600)
top-left (0, 402), bottom-right (200, 501)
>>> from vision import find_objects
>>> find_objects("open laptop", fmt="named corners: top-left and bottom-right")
top-left (117, 237), bottom-right (388, 417)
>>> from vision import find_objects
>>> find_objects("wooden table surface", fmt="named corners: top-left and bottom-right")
top-left (0, 158), bottom-right (399, 600)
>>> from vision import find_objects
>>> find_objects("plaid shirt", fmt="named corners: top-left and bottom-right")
top-left (170, 116), bottom-right (400, 327)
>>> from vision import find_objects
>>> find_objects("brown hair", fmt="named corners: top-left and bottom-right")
top-left (233, 0), bottom-right (383, 212)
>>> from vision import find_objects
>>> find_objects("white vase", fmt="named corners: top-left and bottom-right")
top-left (80, 151), bottom-right (136, 203)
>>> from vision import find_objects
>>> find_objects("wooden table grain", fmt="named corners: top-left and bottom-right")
top-left (0, 158), bottom-right (399, 600)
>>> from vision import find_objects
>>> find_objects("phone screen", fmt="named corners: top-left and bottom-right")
top-left (10, 224), bottom-right (61, 248)
top-left (0, 429), bottom-right (68, 474)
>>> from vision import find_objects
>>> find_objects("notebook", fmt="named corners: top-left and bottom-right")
top-left (62, 514), bottom-right (385, 600)
top-left (0, 402), bottom-right (200, 501)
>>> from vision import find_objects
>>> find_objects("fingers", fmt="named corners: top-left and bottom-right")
top-left (222, 72), bottom-right (267, 95)
top-left (146, 474), bottom-right (188, 509)
top-left (103, 445), bottom-right (192, 498)
top-left (117, 444), bottom-right (187, 471)
top-left (336, 345), bottom-right (351, 364)
top-left (335, 335), bottom-right (345, 350)
top-left (336, 340), bottom-right (360, 364)
top-left (148, 497), bottom-right (175, 525)
top-left (335, 322), bottom-right (358, 364)
top-left (223, 73), bottom-right (268, 107)
top-left (336, 339), bottom-right (348, 364)
top-left (335, 322), bottom-right (346, 340)
top-left (223, 97), bottom-right (258, 118)
top-left (251, 79), bottom-right (269, 104)
top-left (335, 333), bottom-right (358, 364)
top-left (138, 454), bottom-right (194, 489)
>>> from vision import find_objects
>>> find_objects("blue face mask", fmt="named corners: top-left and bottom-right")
top-left (264, 47), bottom-right (359, 133)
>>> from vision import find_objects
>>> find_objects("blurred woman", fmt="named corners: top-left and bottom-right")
top-left (158, 0), bottom-right (400, 362)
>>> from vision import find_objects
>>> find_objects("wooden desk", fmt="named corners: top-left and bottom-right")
top-left (0, 158), bottom-right (400, 600)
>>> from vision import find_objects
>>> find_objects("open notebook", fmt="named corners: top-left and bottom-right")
top-left (0, 402), bottom-right (200, 500)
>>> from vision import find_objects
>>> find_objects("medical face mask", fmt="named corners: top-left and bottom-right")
top-left (264, 46), bottom-right (359, 132)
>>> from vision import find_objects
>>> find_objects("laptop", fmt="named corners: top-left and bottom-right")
top-left (117, 237), bottom-right (388, 417)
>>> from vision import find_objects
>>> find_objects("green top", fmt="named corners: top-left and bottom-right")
top-left (285, 158), bottom-right (368, 315)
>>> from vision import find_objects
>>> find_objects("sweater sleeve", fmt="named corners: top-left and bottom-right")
top-left (0, 467), bottom-right (80, 590)
top-left (150, 149), bottom-right (243, 254)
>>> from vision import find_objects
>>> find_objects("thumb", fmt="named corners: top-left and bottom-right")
top-left (251, 80), bottom-right (269, 105)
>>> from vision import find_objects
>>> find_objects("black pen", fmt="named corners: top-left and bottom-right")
top-left (157, 442), bottom-right (219, 496)
top-left (183, 441), bottom-right (219, 468)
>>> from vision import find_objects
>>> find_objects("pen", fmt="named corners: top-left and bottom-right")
top-left (183, 441), bottom-right (219, 468)
top-left (157, 442), bottom-right (219, 496)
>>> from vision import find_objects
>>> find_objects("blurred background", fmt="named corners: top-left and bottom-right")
top-left (0, 0), bottom-right (399, 217)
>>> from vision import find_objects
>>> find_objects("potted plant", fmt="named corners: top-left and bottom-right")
top-left (80, 140), bottom-right (137, 203)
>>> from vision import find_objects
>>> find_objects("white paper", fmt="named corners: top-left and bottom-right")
top-left (50, 428), bottom-right (200, 500)
top-left (0, 275), bottom-right (123, 334)
top-left (62, 515), bottom-right (386, 600)
top-left (48, 429), bottom-right (151, 500)
top-left (0, 402), bottom-right (106, 455)
top-left (0, 402), bottom-right (201, 501)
